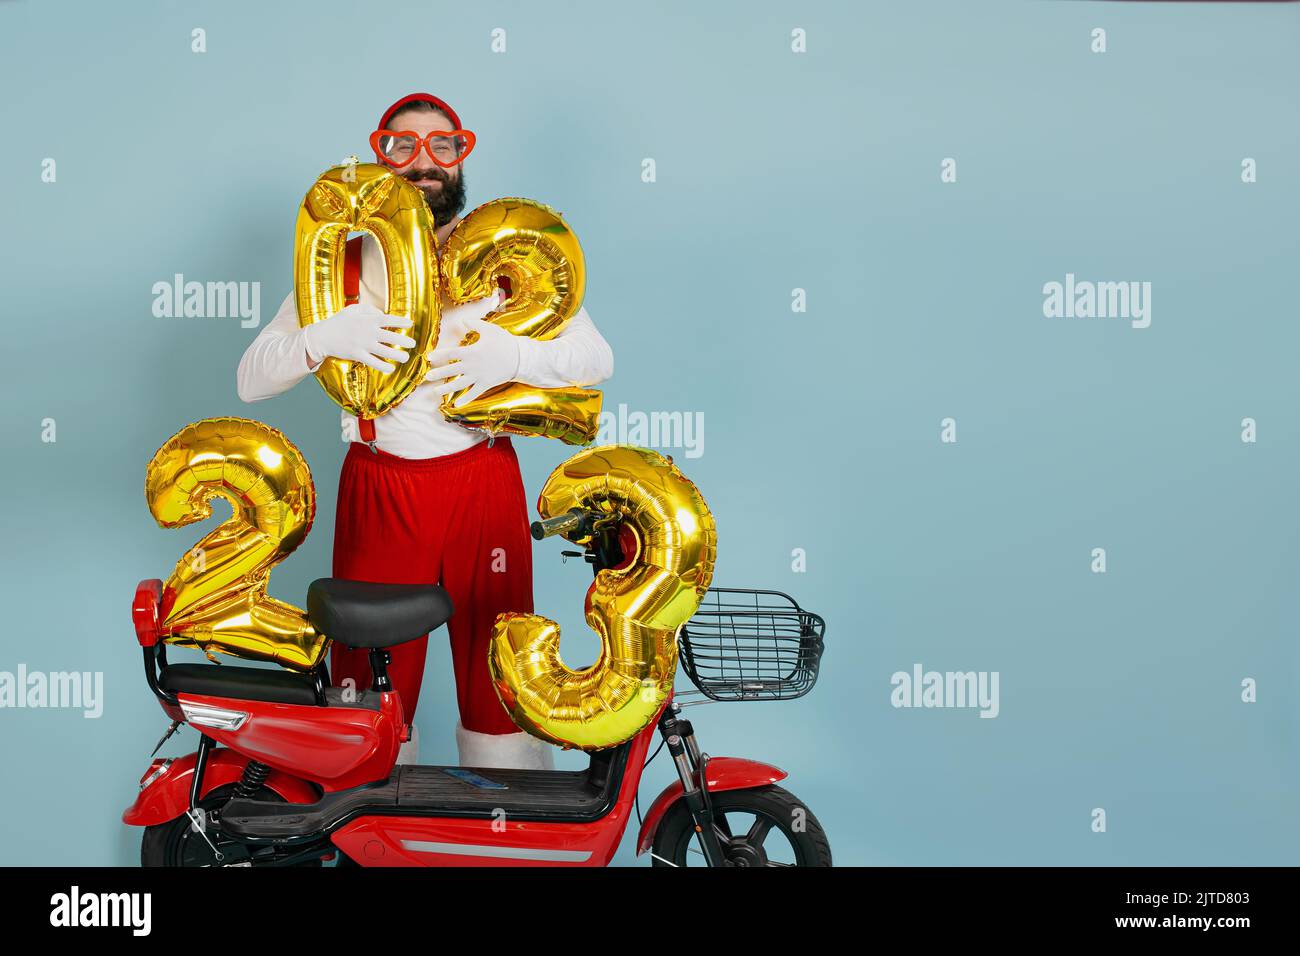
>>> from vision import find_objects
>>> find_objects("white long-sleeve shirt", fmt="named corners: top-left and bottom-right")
top-left (237, 233), bottom-right (614, 459)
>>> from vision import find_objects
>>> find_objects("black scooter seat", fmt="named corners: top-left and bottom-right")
top-left (160, 663), bottom-right (319, 706)
top-left (307, 578), bottom-right (453, 650)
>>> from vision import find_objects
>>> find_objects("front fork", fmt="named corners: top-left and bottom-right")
top-left (658, 703), bottom-right (729, 867)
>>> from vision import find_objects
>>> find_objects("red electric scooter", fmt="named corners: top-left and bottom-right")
top-left (122, 509), bottom-right (830, 867)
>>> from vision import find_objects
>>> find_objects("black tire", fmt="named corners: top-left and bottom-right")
top-left (650, 784), bottom-right (832, 867)
top-left (140, 784), bottom-right (324, 868)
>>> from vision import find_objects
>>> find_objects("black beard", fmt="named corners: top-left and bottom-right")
top-left (401, 168), bottom-right (467, 227)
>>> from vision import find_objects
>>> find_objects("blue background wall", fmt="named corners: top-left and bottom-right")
top-left (1, 0), bottom-right (1297, 865)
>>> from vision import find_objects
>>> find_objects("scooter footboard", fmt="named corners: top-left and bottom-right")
top-left (635, 756), bottom-right (787, 855)
top-left (122, 748), bottom-right (319, 827)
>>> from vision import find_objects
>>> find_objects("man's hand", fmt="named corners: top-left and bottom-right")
top-left (303, 303), bottom-right (417, 373)
top-left (423, 317), bottom-right (521, 407)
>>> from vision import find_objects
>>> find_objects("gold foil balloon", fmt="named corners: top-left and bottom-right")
top-left (490, 445), bottom-right (717, 750)
top-left (438, 197), bottom-right (602, 445)
top-left (145, 418), bottom-right (326, 670)
top-left (294, 162), bottom-right (440, 418)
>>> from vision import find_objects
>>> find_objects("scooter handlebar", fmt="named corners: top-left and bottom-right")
top-left (530, 508), bottom-right (592, 541)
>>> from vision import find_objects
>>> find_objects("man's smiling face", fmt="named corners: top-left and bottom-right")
top-left (383, 105), bottom-right (469, 227)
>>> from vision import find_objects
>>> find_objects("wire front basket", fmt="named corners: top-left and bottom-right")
top-left (677, 588), bottom-right (825, 702)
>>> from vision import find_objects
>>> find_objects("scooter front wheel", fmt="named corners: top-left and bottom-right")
top-left (140, 785), bottom-right (324, 868)
top-left (650, 784), bottom-right (831, 867)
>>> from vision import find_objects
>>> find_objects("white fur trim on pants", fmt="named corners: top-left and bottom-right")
top-left (456, 722), bottom-right (555, 771)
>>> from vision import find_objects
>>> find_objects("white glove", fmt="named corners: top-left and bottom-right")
top-left (302, 303), bottom-right (417, 373)
top-left (424, 317), bottom-right (521, 407)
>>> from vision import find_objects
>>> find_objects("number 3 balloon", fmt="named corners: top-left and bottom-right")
top-left (489, 445), bottom-right (717, 750)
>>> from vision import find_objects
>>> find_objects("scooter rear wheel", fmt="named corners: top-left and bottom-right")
top-left (650, 784), bottom-right (831, 867)
top-left (140, 784), bottom-right (324, 868)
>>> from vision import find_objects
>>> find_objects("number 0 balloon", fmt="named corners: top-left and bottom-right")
top-left (293, 163), bottom-right (441, 419)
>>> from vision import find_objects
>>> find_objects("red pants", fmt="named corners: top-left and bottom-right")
top-left (329, 438), bottom-right (533, 735)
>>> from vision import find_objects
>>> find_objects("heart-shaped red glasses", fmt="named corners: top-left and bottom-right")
top-left (370, 129), bottom-right (477, 169)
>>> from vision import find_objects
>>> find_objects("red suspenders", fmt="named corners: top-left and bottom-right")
top-left (342, 237), bottom-right (378, 445)
top-left (341, 235), bottom-right (514, 449)
top-left (343, 235), bottom-right (363, 306)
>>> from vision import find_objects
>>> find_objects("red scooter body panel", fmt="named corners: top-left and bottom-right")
top-left (331, 714), bottom-right (662, 867)
top-left (173, 690), bottom-right (404, 792)
top-left (122, 748), bottom-right (319, 826)
top-left (635, 756), bottom-right (787, 855)
top-left (332, 815), bottom-right (624, 867)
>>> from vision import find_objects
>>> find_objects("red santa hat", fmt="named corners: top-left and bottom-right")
top-left (372, 92), bottom-right (464, 162)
